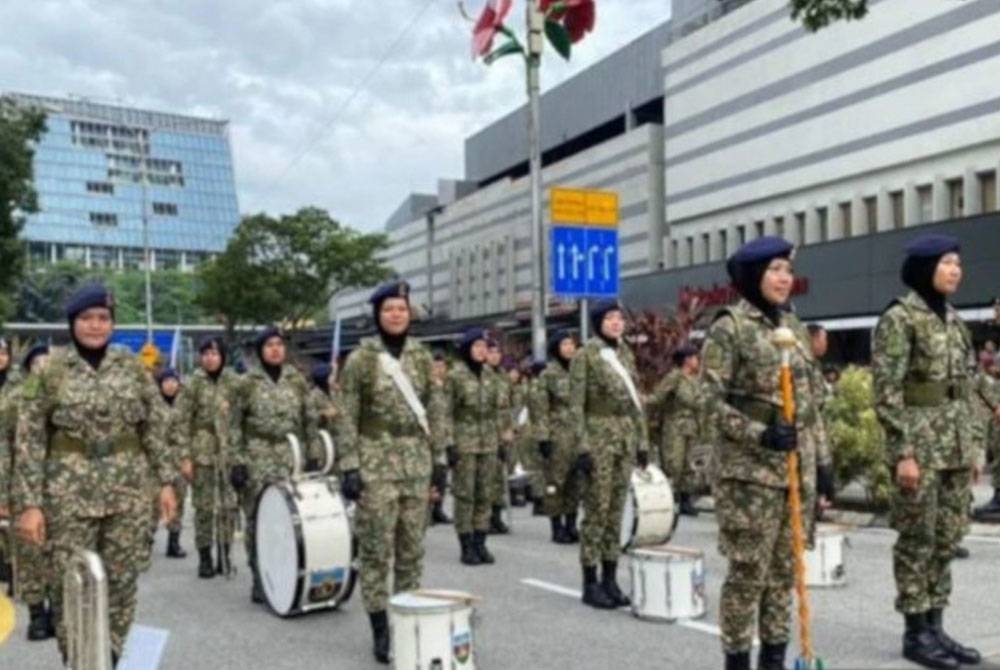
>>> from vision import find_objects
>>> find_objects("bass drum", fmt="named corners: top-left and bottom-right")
top-left (620, 465), bottom-right (677, 551)
top-left (255, 477), bottom-right (355, 617)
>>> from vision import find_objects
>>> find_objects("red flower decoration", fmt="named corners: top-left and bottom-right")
top-left (472, 0), bottom-right (514, 58)
top-left (540, 0), bottom-right (595, 43)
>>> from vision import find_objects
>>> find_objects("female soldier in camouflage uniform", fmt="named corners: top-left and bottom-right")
top-left (154, 368), bottom-right (189, 560)
top-left (443, 328), bottom-right (511, 566)
top-left (336, 281), bottom-right (447, 664)
top-left (873, 234), bottom-right (1000, 670)
top-left (701, 237), bottom-right (823, 670)
top-left (228, 326), bottom-right (317, 604)
top-left (0, 336), bottom-right (18, 592)
top-left (571, 301), bottom-right (648, 610)
top-left (178, 336), bottom-right (240, 579)
top-left (14, 345), bottom-right (56, 641)
top-left (14, 283), bottom-right (177, 664)
top-left (532, 329), bottom-right (580, 544)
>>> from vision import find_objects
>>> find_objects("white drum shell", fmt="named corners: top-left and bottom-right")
top-left (621, 465), bottom-right (676, 550)
top-left (628, 545), bottom-right (707, 621)
top-left (390, 591), bottom-right (477, 670)
top-left (805, 526), bottom-right (847, 588)
top-left (255, 478), bottom-right (353, 616)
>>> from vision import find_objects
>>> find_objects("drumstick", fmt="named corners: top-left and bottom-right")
top-left (773, 327), bottom-right (822, 670)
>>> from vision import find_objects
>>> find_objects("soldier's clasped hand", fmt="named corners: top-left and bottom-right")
top-left (760, 423), bottom-right (797, 452)
top-left (17, 507), bottom-right (46, 546)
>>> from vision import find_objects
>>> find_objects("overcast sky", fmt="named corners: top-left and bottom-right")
top-left (1, 0), bottom-right (673, 232)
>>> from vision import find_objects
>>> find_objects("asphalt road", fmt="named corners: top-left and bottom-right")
top-left (4, 489), bottom-right (1000, 670)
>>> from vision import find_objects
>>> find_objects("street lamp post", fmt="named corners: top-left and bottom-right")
top-left (527, 0), bottom-right (547, 363)
top-left (139, 146), bottom-right (153, 344)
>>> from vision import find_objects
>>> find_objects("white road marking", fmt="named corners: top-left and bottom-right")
top-left (856, 526), bottom-right (1000, 545)
top-left (521, 578), bottom-right (727, 639)
top-left (119, 625), bottom-right (169, 670)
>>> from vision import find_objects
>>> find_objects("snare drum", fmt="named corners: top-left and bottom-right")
top-left (255, 477), bottom-right (355, 616)
top-left (628, 545), bottom-right (707, 621)
top-left (390, 590), bottom-right (478, 670)
top-left (620, 465), bottom-right (676, 550)
top-left (805, 525), bottom-right (847, 588)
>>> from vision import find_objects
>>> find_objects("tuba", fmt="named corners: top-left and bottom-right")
top-left (63, 548), bottom-right (112, 670)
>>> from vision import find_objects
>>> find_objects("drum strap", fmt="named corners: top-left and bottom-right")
top-left (599, 347), bottom-right (642, 413)
top-left (378, 353), bottom-right (431, 436)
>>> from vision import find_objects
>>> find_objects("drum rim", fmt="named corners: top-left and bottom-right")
top-left (255, 482), bottom-right (307, 616)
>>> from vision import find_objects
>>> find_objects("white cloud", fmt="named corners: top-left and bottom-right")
top-left (2, 0), bottom-right (673, 231)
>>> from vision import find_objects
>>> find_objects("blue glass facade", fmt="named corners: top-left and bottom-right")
top-left (10, 93), bottom-right (240, 270)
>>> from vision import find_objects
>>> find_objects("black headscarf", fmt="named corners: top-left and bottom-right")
top-left (726, 236), bottom-right (794, 326)
top-left (459, 327), bottom-right (487, 377)
top-left (900, 233), bottom-right (960, 323)
top-left (312, 363), bottom-right (332, 396)
top-left (255, 326), bottom-right (284, 383)
top-left (589, 300), bottom-right (622, 349)
top-left (65, 283), bottom-right (115, 370)
top-left (198, 336), bottom-right (227, 382)
top-left (370, 281), bottom-right (410, 359)
top-left (549, 329), bottom-right (575, 370)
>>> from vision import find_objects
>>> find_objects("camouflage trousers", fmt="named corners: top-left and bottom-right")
top-left (517, 436), bottom-right (545, 502)
top-left (579, 450), bottom-right (630, 567)
top-left (890, 467), bottom-right (970, 614)
top-left (543, 442), bottom-right (580, 517)
top-left (988, 422), bottom-right (1000, 488)
top-left (49, 505), bottom-right (149, 658)
top-left (453, 452), bottom-right (497, 534)
top-left (192, 462), bottom-right (236, 550)
top-left (167, 478), bottom-right (187, 534)
top-left (355, 477), bottom-right (429, 612)
top-left (15, 516), bottom-right (53, 607)
top-left (716, 479), bottom-right (814, 653)
top-left (659, 434), bottom-right (699, 496)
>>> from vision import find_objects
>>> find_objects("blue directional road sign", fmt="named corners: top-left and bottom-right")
top-left (550, 225), bottom-right (619, 298)
top-left (110, 329), bottom-right (175, 355)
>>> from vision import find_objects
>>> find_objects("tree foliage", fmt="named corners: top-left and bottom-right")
top-left (628, 302), bottom-right (704, 393)
top-left (0, 97), bottom-right (46, 322)
top-left (16, 261), bottom-right (207, 324)
top-left (825, 365), bottom-right (892, 509)
top-left (790, 0), bottom-right (868, 32)
top-left (196, 207), bottom-right (390, 336)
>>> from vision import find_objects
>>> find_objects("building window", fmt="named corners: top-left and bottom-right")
top-left (947, 178), bottom-right (964, 218)
top-left (890, 190), bottom-right (904, 228)
top-left (701, 232), bottom-right (711, 263)
top-left (774, 216), bottom-right (785, 239)
top-left (152, 202), bottom-right (178, 216)
top-left (980, 171), bottom-right (997, 213)
top-left (754, 221), bottom-right (764, 238)
top-left (86, 181), bottom-right (114, 195)
top-left (686, 236), bottom-right (694, 266)
top-left (736, 224), bottom-right (747, 246)
top-left (89, 212), bottom-right (118, 227)
top-left (671, 240), bottom-right (679, 267)
top-left (817, 206), bottom-right (828, 242)
top-left (916, 185), bottom-right (932, 223)
top-left (795, 212), bottom-right (806, 245)
top-left (862, 196), bottom-right (877, 234)
top-left (839, 202), bottom-right (852, 237)
top-left (718, 229), bottom-right (728, 258)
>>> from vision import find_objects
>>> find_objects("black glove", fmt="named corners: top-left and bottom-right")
top-left (341, 469), bottom-right (364, 502)
top-left (574, 452), bottom-right (594, 478)
top-left (817, 464), bottom-right (836, 501)
top-left (760, 423), bottom-right (797, 452)
top-left (431, 464), bottom-right (448, 495)
top-left (637, 450), bottom-right (649, 469)
top-left (446, 446), bottom-right (460, 469)
top-left (229, 464), bottom-right (249, 491)
top-left (305, 457), bottom-right (321, 472)
top-left (538, 440), bottom-right (554, 460)
top-left (498, 444), bottom-right (509, 464)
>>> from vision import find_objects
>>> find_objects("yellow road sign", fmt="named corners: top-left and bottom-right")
top-left (549, 187), bottom-right (618, 226)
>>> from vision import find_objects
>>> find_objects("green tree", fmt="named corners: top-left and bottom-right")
top-left (790, 0), bottom-right (868, 32)
top-left (825, 365), bottom-right (891, 509)
top-left (196, 207), bottom-right (390, 338)
top-left (0, 97), bottom-right (46, 321)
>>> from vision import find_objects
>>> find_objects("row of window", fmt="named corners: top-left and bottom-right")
top-left (27, 241), bottom-right (214, 271)
top-left (672, 170), bottom-right (999, 267)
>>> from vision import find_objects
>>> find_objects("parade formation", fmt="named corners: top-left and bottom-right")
top-left (0, 231), bottom-right (998, 670)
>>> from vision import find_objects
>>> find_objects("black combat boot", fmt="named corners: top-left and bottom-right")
top-left (198, 547), bottom-right (215, 579)
top-left (216, 544), bottom-right (232, 575)
top-left (369, 610), bottom-right (390, 664)
top-left (757, 641), bottom-right (787, 670)
top-left (251, 571), bottom-right (265, 604)
top-left (679, 493), bottom-right (699, 517)
top-left (488, 505), bottom-right (509, 534)
top-left (601, 560), bottom-right (630, 607)
top-left (550, 517), bottom-right (568, 544)
top-left (532, 498), bottom-right (546, 516)
top-left (564, 514), bottom-right (580, 543)
top-left (952, 545), bottom-right (970, 559)
top-left (902, 612), bottom-right (959, 669)
top-left (724, 651), bottom-right (751, 670)
top-left (26, 603), bottom-right (51, 641)
top-left (459, 533), bottom-right (480, 566)
top-left (166, 531), bottom-right (186, 558)
top-left (44, 602), bottom-right (56, 637)
top-left (581, 565), bottom-right (616, 609)
top-left (973, 488), bottom-right (1000, 521)
top-left (473, 530), bottom-right (495, 564)
top-left (927, 607), bottom-right (981, 665)
top-left (431, 500), bottom-right (452, 525)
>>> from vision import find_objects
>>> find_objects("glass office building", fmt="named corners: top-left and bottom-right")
top-left (9, 93), bottom-right (240, 271)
